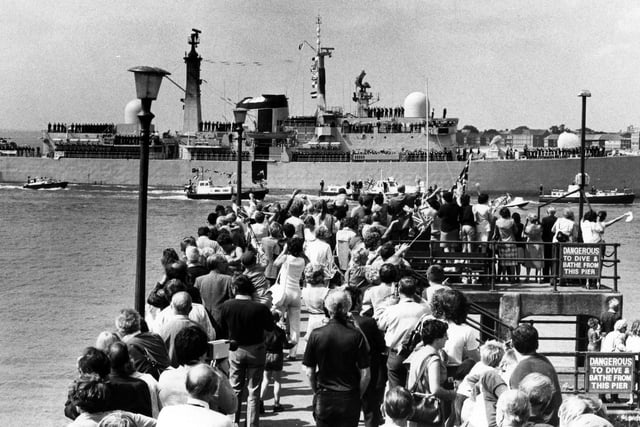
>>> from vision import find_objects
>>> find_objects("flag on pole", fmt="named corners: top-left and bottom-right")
top-left (412, 207), bottom-right (433, 234)
top-left (451, 158), bottom-right (470, 199)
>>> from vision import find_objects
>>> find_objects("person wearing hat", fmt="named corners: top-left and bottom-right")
top-left (523, 213), bottom-right (543, 283)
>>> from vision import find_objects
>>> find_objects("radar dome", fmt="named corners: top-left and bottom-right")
top-left (557, 132), bottom-right (580, 149)
top-left (124, 99), bottom-right (142, 124)
top-left (403, 92), bottom-right (427, 118)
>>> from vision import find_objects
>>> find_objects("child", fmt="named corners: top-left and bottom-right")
top-left (260, 310), bottom-right (294, 413)
top-left (456, 340), bottom-right (505, 425)
top-left (499, 348), bottom-right (518, 384)
top-left (587, 317), bottom-right (602, 352)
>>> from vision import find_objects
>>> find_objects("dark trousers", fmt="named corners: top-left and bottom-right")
top-left (386, 351), bottom-right (408, 388)
top-left (543, 242), bottom-right (553, 278)
top-left (314, 390), bottom-right (361, 427)
top-left (361, 386), bottom-right (385, 427)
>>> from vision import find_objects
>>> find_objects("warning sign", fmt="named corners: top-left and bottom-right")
top-left (560, 244), bottom-right (602, 279)
top-left (585, 353), bottom-right (636, 393)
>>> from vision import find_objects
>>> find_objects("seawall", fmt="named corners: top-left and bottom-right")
top-left (1, 156), bottom-right (639, 194)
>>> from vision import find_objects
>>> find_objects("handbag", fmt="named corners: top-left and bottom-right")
top-left (269, 258), bottom-right (288, 307)
top-left (408, 354), bottom-right (444, 426)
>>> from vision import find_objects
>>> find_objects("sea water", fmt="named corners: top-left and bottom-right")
top-left (0, 183), bottom-right (637, 425)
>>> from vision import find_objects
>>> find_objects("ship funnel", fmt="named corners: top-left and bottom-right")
top-left (124, 99), bottom-right (142, 124)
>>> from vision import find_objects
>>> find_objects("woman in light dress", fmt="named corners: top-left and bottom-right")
top-left (301, 263), bottom-right (330, 338)
top-left (473, 193), bottom-right (493, 252)
top-left (273, 236), bottom-right (307, 359)
top-left (523, 214), bottom-right (543, 283)
top-left (493, 207), bottom-right (518, 283)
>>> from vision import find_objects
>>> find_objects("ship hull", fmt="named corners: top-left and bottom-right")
top-left (539, 193), bottom-right (635, 204)
top-left (186, 188), bottom-right (268, 200)
top-left (4, 157), bottom-right (640, 195)
top-left (23, 181), bottom-right (68, 190)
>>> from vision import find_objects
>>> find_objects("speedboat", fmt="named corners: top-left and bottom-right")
top-left (23, 177), bottom-right (69, 190)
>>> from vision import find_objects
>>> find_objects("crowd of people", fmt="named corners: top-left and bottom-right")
top-left (521, 146), bottom-right (609, 159)
top-left (199, 121), bottom-right (234, 132)
top-left (63, 189), bottom-right (624, 427)
top-left (48, 122), bottom-right (116, 134)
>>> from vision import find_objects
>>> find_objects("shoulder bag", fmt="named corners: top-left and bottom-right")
top-left (408, 354), bottom-right (445, 426)
top-left (269, 258), bottom-right (288, 308)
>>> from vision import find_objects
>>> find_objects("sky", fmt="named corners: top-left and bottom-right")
top-left (2, 0), bottom-right (640, 132)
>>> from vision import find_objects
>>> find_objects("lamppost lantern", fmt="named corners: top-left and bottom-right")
top-left (128, 65), bottom-right (169, 315)
top-left (233, 108), bottom-right (248, 126)
top-left (128, 66), bottom-right (170, 100)
top-left (233, 108), bottom-right (248, 205)
top-left (578, 90), bottom-right (592, 98)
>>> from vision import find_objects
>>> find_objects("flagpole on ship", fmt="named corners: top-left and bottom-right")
top-left (425, 79), bottom-right (430, 196)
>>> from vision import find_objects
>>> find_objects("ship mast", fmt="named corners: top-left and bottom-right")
top-left (425, 80), bottom-right (429, 192)
top-left (311, 16), bottom-right (334, 117)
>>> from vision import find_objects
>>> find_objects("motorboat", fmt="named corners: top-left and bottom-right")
top-left (184, 168), bottom-right (268, 200)
top-left (23, 177), bottom-right (69, 190)
top-left (539, 186), bottom-right (635, 204)
top-left (539, 174), bottom-right (635, 204)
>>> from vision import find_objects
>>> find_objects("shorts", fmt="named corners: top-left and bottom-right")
top-left (265, 352), bottom-right (283, 372)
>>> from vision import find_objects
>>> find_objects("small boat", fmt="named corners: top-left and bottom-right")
top-left (319, 180), bottom-right (361, 199)
top-left (23, 176), bottom-right (69, 190)
top-left (184, 168), bottom-right (268, 200)
top-left (539, 175), bottom-right (635, 204)
top-left (363, 176), bottom-right (421, 197)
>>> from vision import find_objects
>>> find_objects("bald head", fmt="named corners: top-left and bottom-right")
top-left (186, 363), bottom-right (219, 401)
top-left (171, 291), bottom-right (192, 316)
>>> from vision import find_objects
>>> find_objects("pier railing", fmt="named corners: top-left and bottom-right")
top-left (402, 238), bottom-right (620, 292)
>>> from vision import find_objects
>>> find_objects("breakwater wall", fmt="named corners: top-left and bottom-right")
top-left (1, 156), bottom-right (639, 194)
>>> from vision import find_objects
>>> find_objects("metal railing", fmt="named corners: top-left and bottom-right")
top-left (403, 238), bottom-right (620, 291)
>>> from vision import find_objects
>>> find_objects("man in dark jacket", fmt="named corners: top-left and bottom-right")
top-left (344, 286), bottom-right (386, 427)
top-left (116, 308), bottom-right (171, 380)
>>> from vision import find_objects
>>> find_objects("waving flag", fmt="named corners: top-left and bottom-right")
top-left (451, 158), bottom-right (470, 198)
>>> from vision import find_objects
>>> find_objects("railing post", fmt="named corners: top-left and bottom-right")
top-left (613, 244), bottom-right (618, 292)
top-left (553, 243), bottom-right (559, 292)
top-left (490, 240), bottom-right (496, 291)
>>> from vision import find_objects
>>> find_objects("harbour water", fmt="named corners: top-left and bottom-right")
top-left (0, 183), bottom-right (637, 425)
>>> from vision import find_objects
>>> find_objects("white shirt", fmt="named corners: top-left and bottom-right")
top-left (335, 228), bottom-right (356, 270)
top-left (473, 203), bottom-right (493, 234)
top-left (154, 303), bottom-right (216, 340)
top-left (581, 220), bottom-right (605, 244)
top-left (377, 297), bottom-right (430, 351)
top-left (284, 216), bottom-right (304, 238)
top-left (444, 321), bottom-right (480, 365)
top-left (157, 397), bottom-right (232, 427)
top-left (304, 238), bottom-right (335, 275)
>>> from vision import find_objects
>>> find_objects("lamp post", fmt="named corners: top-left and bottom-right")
top-left (129, 66), bottom-right (170, 314)
top-left (233, 108), bottom-right (248, 205)
top-left (578, 90), bottom-right (591, 236)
